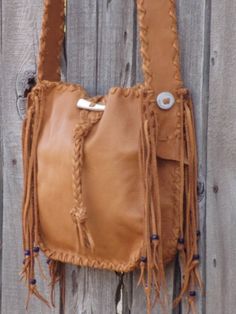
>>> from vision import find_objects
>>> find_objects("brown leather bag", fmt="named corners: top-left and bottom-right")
top-left (21, 0), bottom-right (201, 312)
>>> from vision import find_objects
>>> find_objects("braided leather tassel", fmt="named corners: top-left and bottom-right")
top-left (71, 110), bottom-right (102, 250)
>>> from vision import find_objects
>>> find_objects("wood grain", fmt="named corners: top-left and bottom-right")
top-left (206, 1), bottom-right (236, 314)
top-left (0, 0), bottom-right (3, 309)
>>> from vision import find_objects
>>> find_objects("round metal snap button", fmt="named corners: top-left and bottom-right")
top-left (156, 92), bottom-right (175, 110)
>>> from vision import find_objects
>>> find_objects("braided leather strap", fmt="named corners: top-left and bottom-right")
top-left (38, 0), bottom-right (183, 91)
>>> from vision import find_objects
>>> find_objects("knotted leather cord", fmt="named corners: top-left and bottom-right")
top-left (22, 0), bottom-right (201, 312)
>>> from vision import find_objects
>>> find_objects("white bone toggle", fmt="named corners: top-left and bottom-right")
top-left (77, 99), bottom-right (105, 111)
top-left (156, 92), bottom-right (175, 110)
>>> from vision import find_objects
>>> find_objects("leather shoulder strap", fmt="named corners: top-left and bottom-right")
top-left (137, 0), bottom-right (183, 93)
top-left (38, 0), bottom-right (65, 82)
top-left (38, 0), bottom-right (183, 93)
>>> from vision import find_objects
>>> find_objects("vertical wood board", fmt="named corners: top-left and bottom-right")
top-left (1, 0), bottom-right (59, 313)
top-left (207, 1), bottom-right (236, 314)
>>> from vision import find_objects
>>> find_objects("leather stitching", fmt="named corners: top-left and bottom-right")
top-left (169, 0), bottom-right (183, 85)
top-left (137, 0), bottom-right (153, 89)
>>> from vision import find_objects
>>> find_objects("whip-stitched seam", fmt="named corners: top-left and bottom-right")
top-left (169, 0), bottom-right (182, 85)
top-left (38, 240), bottom-right (141, 273)
top-left (137, 0), bottom-right (153, 89)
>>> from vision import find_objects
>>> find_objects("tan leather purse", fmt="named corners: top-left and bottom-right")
top-left (21, 0), bottom-right (201, 312)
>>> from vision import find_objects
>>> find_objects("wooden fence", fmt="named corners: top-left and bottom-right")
top-left (0, 0), bottom-right (235, 313)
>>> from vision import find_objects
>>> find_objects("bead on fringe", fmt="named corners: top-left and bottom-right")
top-left (173, 89), bottom-right (203, 312)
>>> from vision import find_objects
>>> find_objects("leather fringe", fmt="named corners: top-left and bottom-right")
top-left (174, 89), bottom-right (203, 314)
top-left (173, 89), bottom-right (203, 311)
top-left (138, 89), bottom-right (202, 314)
top-left (21, 88), bottom-right (65, 310)
top-left (48, 260), bottom-right (66, 308)
top-left (138, 91), bottom-right (167, 314)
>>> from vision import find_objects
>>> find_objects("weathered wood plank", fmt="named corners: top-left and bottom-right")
top-left (1, 1), bottom-right (60, 313)
top-left (206, 1), bottom-right (236, 314)
top-left (65, 0), bottom-right (98, 93)
top-left (65, 266), bottom-right (120, 314)
top-left (0, 0), bottom-right (3, 309)
top-left (125, 263), bottom-right (176, 314)
top-left (177, 0), bottom-right (210, 312)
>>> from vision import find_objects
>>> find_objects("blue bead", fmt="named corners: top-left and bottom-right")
top-left (33, 247), bottom-right (40, 253)
top-left (151, 234), bottom-right (159, 241)
top-left (141, 256), bottom-right (147, 263)
top-left (178, 238), bottom-right (184, 245)
top-left (193, 254), bottom-right (200, 261)
top-left (24, 250), bottom-right (30, 256)
top-left (30, 279), bottom-right (36, 285)
top-left (189, 291), bottom-right (196, 297)
top-left (46, 258), bottom-right (51, 265)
